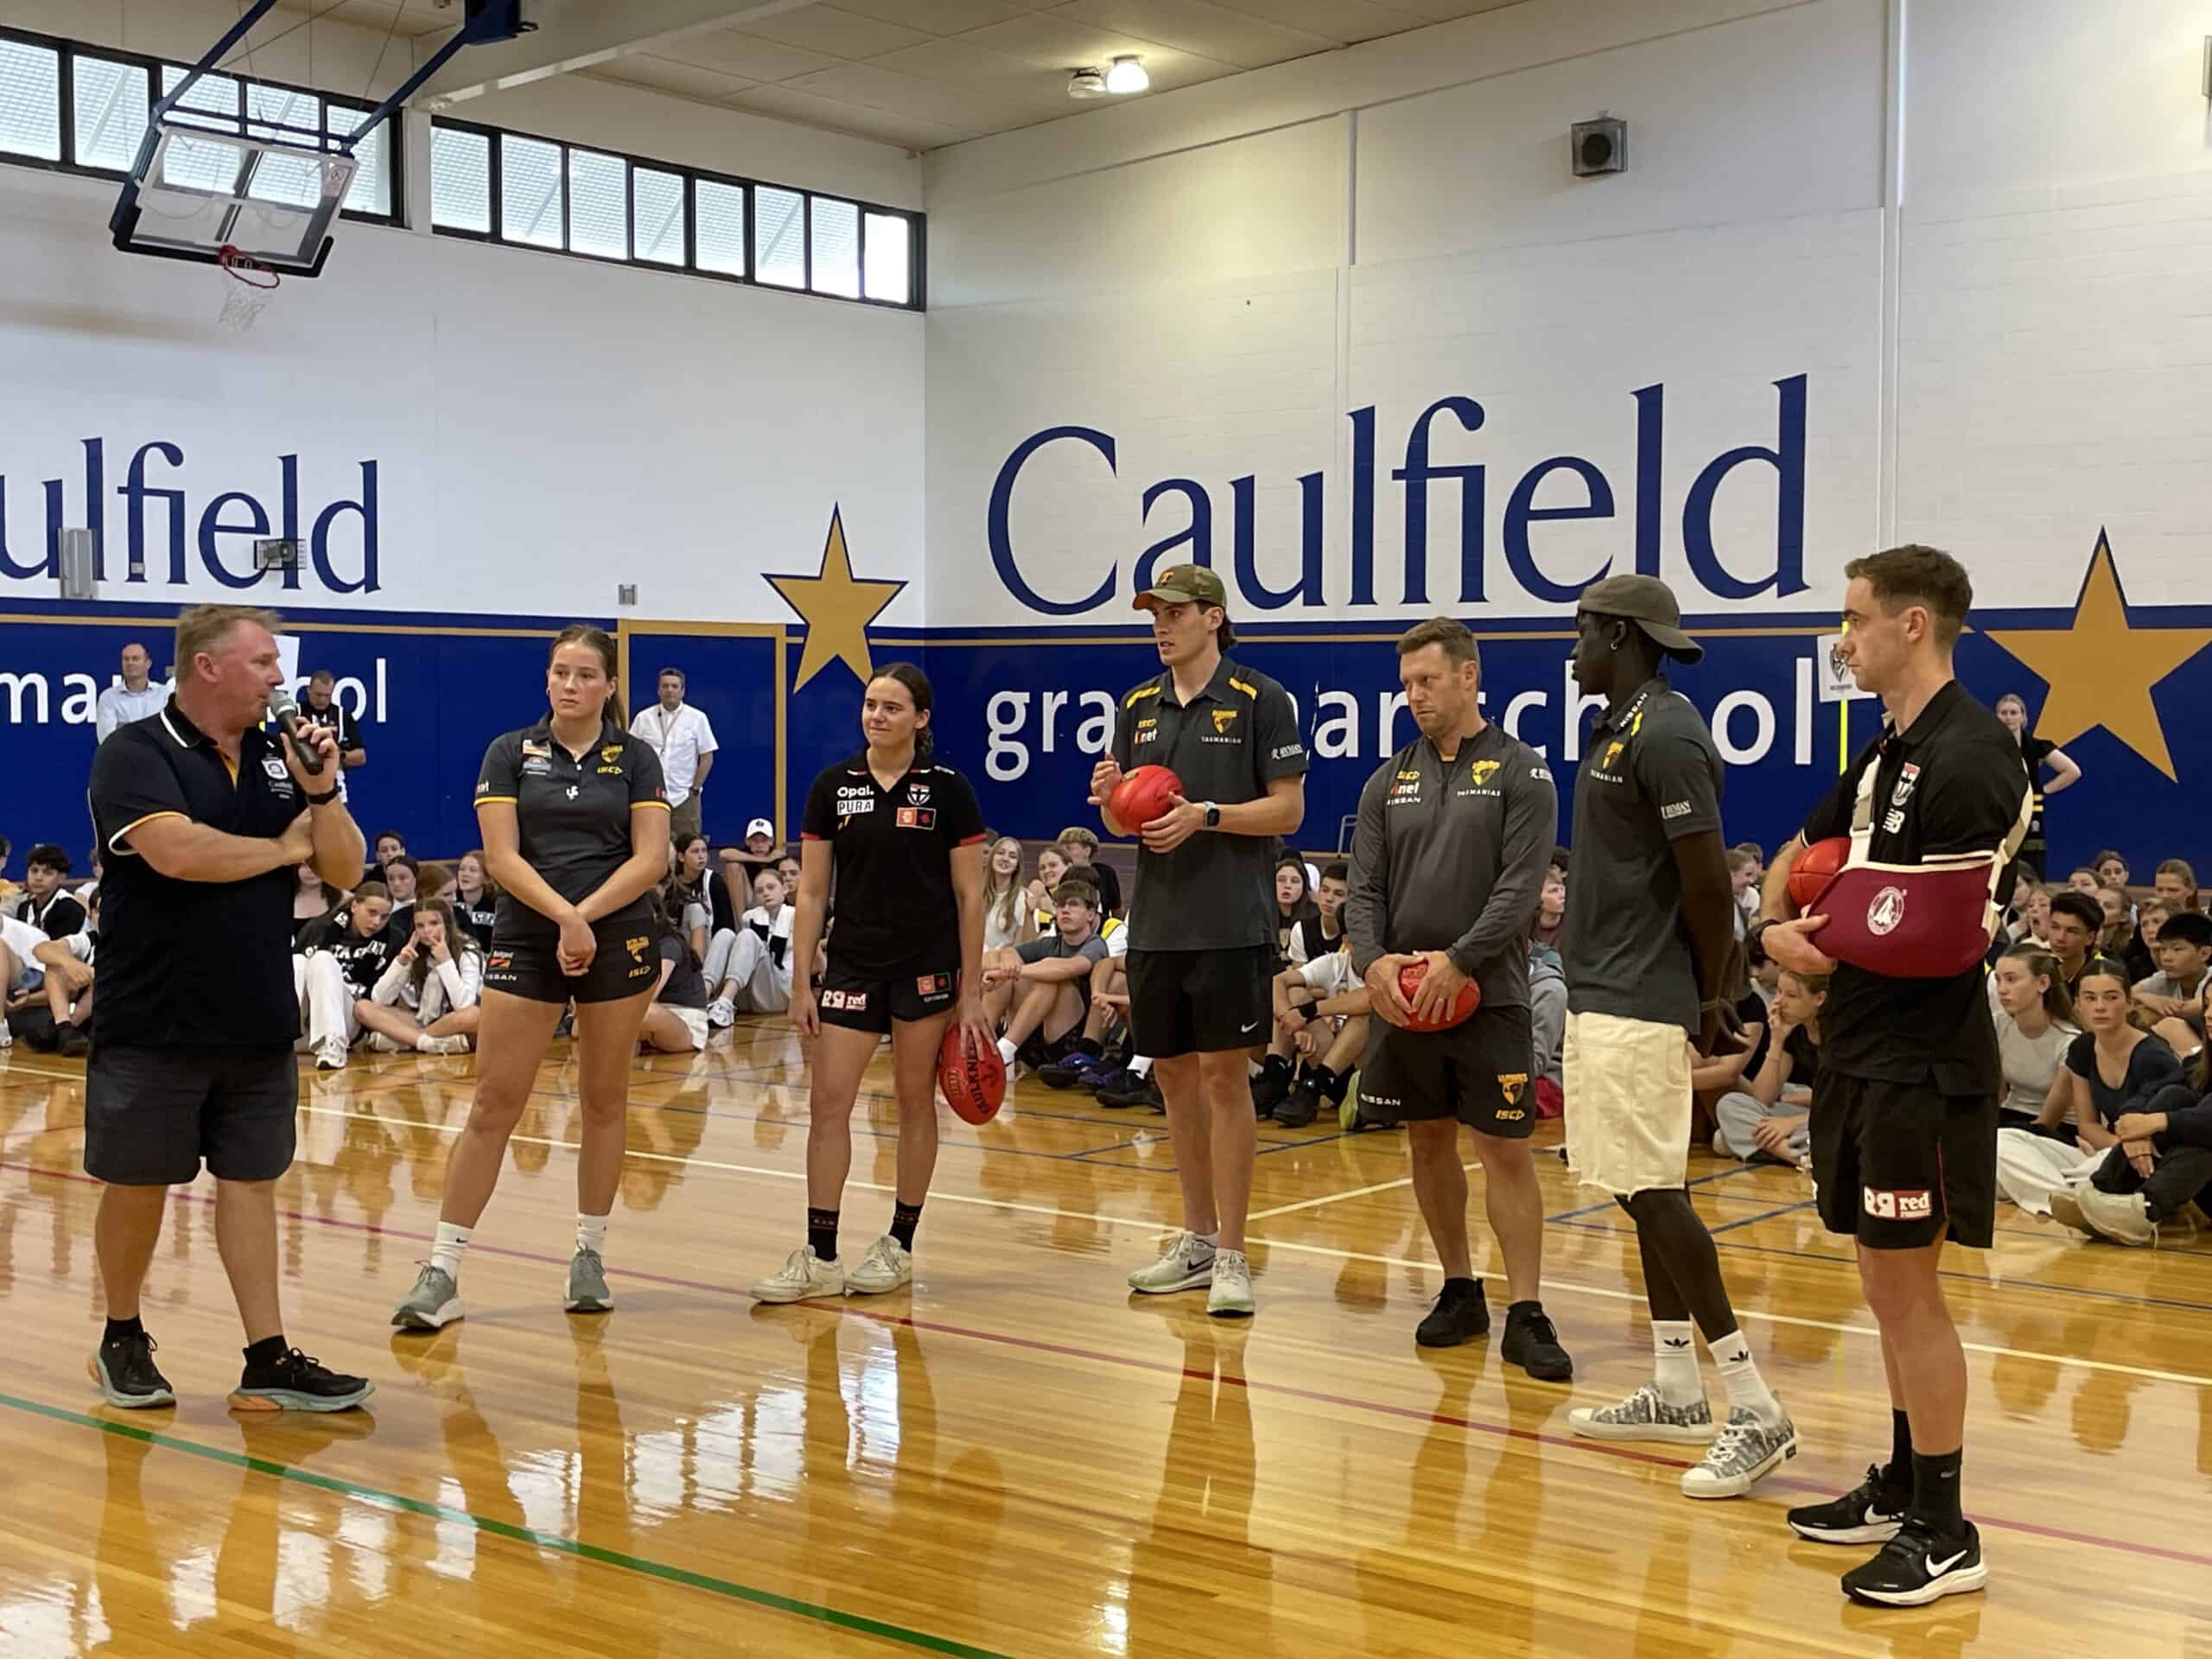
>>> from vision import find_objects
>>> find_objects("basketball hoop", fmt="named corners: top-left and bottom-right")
top-left (217, 244), bottom-right (280, 333)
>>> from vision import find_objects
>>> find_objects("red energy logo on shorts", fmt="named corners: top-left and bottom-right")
top-left (822, 988), bottom-right (868, 1012)
top-left (1862, 1186), bottom-right (1934, 1221)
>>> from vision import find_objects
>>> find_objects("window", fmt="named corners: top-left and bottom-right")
top-left (423, 115), bottom-right (923, 309)
top-left (331, 104), bottom-right (389, 217)
top-left (0, 37), bottom-right (60, 162)
top-left (72, 55), bottom-right (149, 173)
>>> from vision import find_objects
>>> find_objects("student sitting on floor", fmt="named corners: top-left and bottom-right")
top-left (1713, 969), bottom-right (1825, 1166)
top-left (985, 881), bottom-right (1110, 1072)
top-left (2071, 1054), bottom-right (2212, 1244)
top-left (22, 890), bottom-right (99, 1056)
top-left (641, 893), bottom-right (718, 1054)
top-left (1996, 962), bottom-right (2182, 1221)
top-left (1991, 943), bottom-right (2079, 1128)
top-left (1258, 933), bottom-right (1372, 1128)
top-left (356, 897), bottom-right (482, 1055)
top-left (703, 866), bottom-right (796, 1024)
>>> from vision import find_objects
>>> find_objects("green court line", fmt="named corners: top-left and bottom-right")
top-left (0, 1389), bottom-right (1012, 1659)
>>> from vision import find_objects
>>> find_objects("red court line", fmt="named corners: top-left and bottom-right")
top-left (6, 1154), bottom-right (2206, 1573)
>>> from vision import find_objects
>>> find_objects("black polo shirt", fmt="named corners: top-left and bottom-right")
top-left (1109, 655), bottom-right (1307, 953)
top-left (87, 699), bottom-right (304, 1048)
top-left (1800, 680), bottom-right (2032, 1092)
top-left (476, 717), bottom-right (667, 941)
top-left (1561, 677), bottom-right (1724, 1035)
top-left (800, 755), bottom-right (986, 974)
top-left (300, 693), bottom-right (366, 757)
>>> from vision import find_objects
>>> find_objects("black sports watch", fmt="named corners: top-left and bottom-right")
top-left (1202, 802), bottom-right (1222, 830)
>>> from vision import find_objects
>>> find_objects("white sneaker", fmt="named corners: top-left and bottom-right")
top-left (365, 1031), bottom-right (406, 1053)
top-left (1568, 1382), bottom-right (1718, 1444)
top-left (707, 998), bottom-right (736, 1028)
top-left (751, 1247), bottom-right (846, 1304)
top-left (1127, 1230), bottom-right (1216, 1294)
top-left (1681, 1408), bottom-right (1799, 1498)
top-left (419, 1033), bottom-right (474, 1056)
top-left (845, 1235), bottom-right (912, 1296)
top-left (0, 1018), bottom-right (11, 1049)
top-left (314, 1035), bottom-right (348, 1071)
top-left (1207, 1249), bottom-right (1255, 1318)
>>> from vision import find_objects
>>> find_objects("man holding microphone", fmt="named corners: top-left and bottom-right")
top-left (86, 604), bottom-right (374, 1413)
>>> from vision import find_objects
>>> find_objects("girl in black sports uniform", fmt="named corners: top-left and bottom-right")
top-left (388, 624), bottom-right (671, 1333)
top-left (750, 663), bottom-right (991, 1306)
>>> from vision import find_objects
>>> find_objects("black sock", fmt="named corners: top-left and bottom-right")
top-left (1910, 1448), bottom-right (1963, 1534)
top-left (807, 1207), bottom-right (839, 1263)
top-left (1262, 1052), bottom-right (1293, 1077)
top-left (1885, 1408), bottom-right (1915, 1493)
top-left (103, 1315), bottom-right (143, 1345)
top-left (1443, 1274), bottom-right (1482, 1300)
top-left (242, 1335), bottom-right (287, 1370)
top-left (1070, 1038), bottom-right (1100, 1060)
top-left (890, 1199), bottom-right (924, 1251)
top-left (1506, 1299), bottom-right (1542, 1319)
top-left (1311, 1064), bottom-right (1346, 1102)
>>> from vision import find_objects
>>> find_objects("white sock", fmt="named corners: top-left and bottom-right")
top-left (1707, 1328), bottom-right (1784, 1423)
top-left (997, 1037), bottom-right (1018, 1067)
top-left (1195, 1229), bottom-right (1219, 1252)
top-left (414, 1031), bottom-right (436, 1052)
top-left (430, 1221), bottom-right (470, 1279)
top-left (576, 1212), bottom-right (609, 1256)
top-left (1129, 1054), bottom-right (1154, 1077)
top-left (1651, 1320), bottom-right (1702, 1405)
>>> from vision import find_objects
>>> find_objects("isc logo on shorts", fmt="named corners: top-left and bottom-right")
top-left (1495, 1108), bottom-right (1526, 1122)
top-left (1863, 1186), bottom-right (1933, 1220)
top-left (822, 988), bottom-right (868, 1011)
top-left (916, 974), bottom-right (950, 995)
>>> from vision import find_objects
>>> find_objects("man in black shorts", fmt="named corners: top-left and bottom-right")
top-left (1347, 618), bottom-right (1571, 1379)
top-left (85, 604), bottom-right (372, 1413)
top-left (1761, 546), bottom-right (2031, 1606)
top-left (1090, 564), bottom-right (1306, 1319)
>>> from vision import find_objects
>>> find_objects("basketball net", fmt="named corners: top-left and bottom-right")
top-left (217, 245), bottom-right (281, 333)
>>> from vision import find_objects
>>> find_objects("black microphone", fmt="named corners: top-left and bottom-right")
top-left (267, 688), bottom-right (327, 777)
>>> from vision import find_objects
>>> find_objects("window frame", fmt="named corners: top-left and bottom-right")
top-left (0, 22), bottom-right (401, 227)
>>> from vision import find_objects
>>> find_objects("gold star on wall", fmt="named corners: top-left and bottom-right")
top-left (1984, 531), bottom-right (2212, 781)
top-left (764, 507), bottom-right (906, 693)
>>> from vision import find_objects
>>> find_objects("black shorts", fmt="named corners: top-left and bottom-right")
top-left (84, 1044), bottom-right (297, 1186)
top-left (484, 915), bottom-right (660, 1005)
top-left (1359, 1005), bottom-right (1535, 1138)
top-left (1810, 1070), bottom-right (1999, 1249)
top-left (817, 947), bottom-right (960, 1036)
top-left (1125, 946), bottom-right (1271, 1059)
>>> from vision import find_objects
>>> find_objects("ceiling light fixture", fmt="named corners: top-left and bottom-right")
top-left (1067, 67), bottom-right (1108, 99)
top-left (1104, 55), bottom-right (1148, 94)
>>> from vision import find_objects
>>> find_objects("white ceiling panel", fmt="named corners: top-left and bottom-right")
top-left (1055, 0), bottom-right (1337, 69)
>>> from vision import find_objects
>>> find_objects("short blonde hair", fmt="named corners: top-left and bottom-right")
top-left (175, 604), bottom-right (283, 675)
top-left (1055, 825), bottom-right (1100, 851)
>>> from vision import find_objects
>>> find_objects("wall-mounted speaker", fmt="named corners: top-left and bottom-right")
top-left (1571, 117), bottom-right (1627, 177)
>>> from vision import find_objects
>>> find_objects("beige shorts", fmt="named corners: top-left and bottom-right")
top-left (1563, 1010), bottom-right (1694, 1197)
top-left (671, 1006), bottom-right (710, 1052)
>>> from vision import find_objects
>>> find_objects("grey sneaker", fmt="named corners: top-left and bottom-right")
top-left (564, 1247), bottom-right (613, 1313)
top-left (1206, 1249), bottom-right (1255, 1318)
top-left (1567, 1382), bottom-right (1717, 1445)
top-left (1128, 1229), bottom-right (1216, 1295)
top-left (1681, 1407), bottom-right (1799, 1498)
top-left (844, 1235), bottom-right (912, 1296)
top-left (751, 1247), bottom-right (847, 1304)
top-left (2075, 1186), bottom-right (2157, 1246)
top-left (391, 1264), bottom-right (465, 1332)
top-left (419, 1033), bottom-right (474, 1056)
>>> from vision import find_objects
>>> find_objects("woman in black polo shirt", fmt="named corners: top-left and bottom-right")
top-left (389, 624), bottom-right (670, 1333)
top-left (750, 663), bottom-right (991, 1306)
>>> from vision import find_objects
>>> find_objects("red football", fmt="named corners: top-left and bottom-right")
top-left (1109, 764), bottom-right (1184, 834)
top-left (938, 1026), bottom-right (1006, 1125)
top-left (1789, 836), bottom-right (1850, 912)
top-left (1398, 959), bottom-right (1481, 1032)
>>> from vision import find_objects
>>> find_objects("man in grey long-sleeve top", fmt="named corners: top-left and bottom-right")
top-left (1347, 618), bottom-right (1570, 1379)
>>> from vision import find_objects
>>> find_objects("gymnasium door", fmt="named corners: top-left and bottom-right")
top-left (619, 623), bottom-right (785, 847)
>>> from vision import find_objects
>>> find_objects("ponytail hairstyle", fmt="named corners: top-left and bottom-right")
top-left (406, 897), bottom-right (473, 996)
top-left (870, 662), bottom-right (936, 768)
top-left (649, 882), bottom-right (701, 973)
top-left (1999, 941), bottom-right (2077, 1029)
top-left (549, 623), bottom-right (624, 728)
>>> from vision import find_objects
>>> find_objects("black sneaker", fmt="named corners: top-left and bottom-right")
top-left (229, 1347), bottom-right (375, 1414)
top-left (1272, 1078), bottom-right (1322, 1128)
top-left (1130, 1077), bottom-right (1166, 1113)
top-left (1840, 1516), bottom-right (1986, 1606)
top-left (1788, 1464), bottom-right (1910, 1544)
top-left (1500, 1303), bottom-right (1573, 1381)
top-left (88, 1330), bottom-right (175, 1409)
top-left (1251, 1060), bottom-right (1294, 1116)
top-left (1414, 1281), bottom-right (1490, 1348)
top-left (1037, 1045), bottom-right (1102, 1090)
top-left (57, 1023), bottom-right (91, 1058)
top-left (1099, 1071), bottom-right (1161, 1110)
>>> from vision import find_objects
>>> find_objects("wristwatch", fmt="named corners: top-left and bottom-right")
top-left (1202, 802), bottom-right (1222, 830)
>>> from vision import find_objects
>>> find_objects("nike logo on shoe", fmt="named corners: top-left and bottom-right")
top-left (1924, 1549), bottom-right (1969, 1576)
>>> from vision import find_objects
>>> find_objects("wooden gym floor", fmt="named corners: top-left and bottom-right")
top-left (0, 1026), bottom-right (2208, 1658)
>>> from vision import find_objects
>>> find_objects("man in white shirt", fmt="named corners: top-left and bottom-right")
top-left (629, 668), bottom-right (717, 843)
top-left (95, 641), bottom-right (167, 741)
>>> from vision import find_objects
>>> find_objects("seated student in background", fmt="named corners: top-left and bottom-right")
top-left (703, 866), bottom-right (796, 1024)
top-left (2076, 1058), bottom-right (2212, 1245)
top-left (2134, 910), bottom-right (2211, 1022)
top-left (0, 912), bottom-right (48, 1045)
top-left (383, 855), bottom-right (421, 926)
top-left (294, 881), bottom-right (399, 1071)
top-left (721, 818), bottom-right (782, 892)
top-left (1034, 880), bottom-right (1135, 1092)
top-left (12, 844), bottom-right (86, 939)
top-left (1054, 826), bottom-right (1123, 918)
top-left (421, 861), bottom-right (457, 905)
top-left (985, 881), bottom-right (1110, 1072)
top-left (2153, 858), bottom-right (2200, 915)
top-left (2066, 867), bottom-right (2101, 895)
top-left (2098, 884), bottom-right (2152, 983)
top-left (1529, 931), bottom-right (1567, 1118)
top-left (1726, 847), bottom-right (1760, 944)
top-left (293, 862), bottom-right (346, 949)
top-left (1529, 861), bottom-right (1567, 954)
top-left (1023, 845), bottom-right (1070, 935)
top-left (1997, 962), bottom-right (2181, 1221)
top-left (369, 830), bottom-right (405, 882)
top-left (2043, 891), bottom-right (2118, 996)
top-left (669, 833), bottom-right (716, 953)
top-left (1287, 861), bottom-right (1350, 966)
top-left (356, 898), bottom-right (482, 1056)
top-left (2012, 881), bottom-right (2053, 946)
top-left (452, 849), bottom-right (499, 952)
top-left (27, 897), bottom-right (98, 1056)
top-left (981, 836), bottom-right (1035, 955)
top-left (1259, 935), bottom-right (1372, 1128)
top-left (1990, 944), bottom-right (2079, 1128)
top-left (640, 893), bottom-right (718, 1055)
top-left (1713, 969), bottom-right (1825, 1166)
top-left (2094, 849), bottom-right (2131, 891)
top-left (1269, 855), bottom-right (1321, 970)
